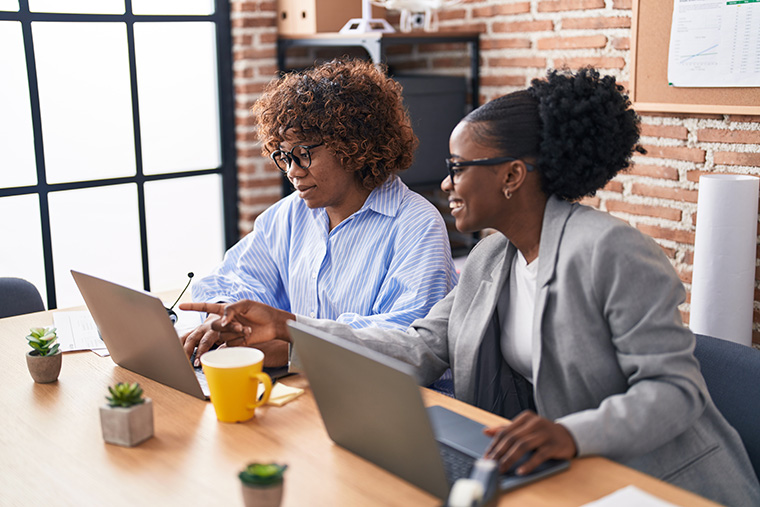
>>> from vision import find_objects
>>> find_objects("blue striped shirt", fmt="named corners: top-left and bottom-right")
top-left (192, 176), bottom-right (458, 330)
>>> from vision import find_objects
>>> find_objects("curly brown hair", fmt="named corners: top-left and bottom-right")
top-left (251, 58), bottom-right (418, 190)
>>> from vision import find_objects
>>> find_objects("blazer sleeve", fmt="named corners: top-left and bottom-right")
top-left (556, 224), bottom-right (709, 461)
top-left (294, 285), bottom-right (456, 386)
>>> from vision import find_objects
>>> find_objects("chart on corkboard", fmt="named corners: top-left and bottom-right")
top-left (630, 0), bottom-right (760, 115)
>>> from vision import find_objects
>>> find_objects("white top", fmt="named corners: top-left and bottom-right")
top-left (498, 251), bottom-right (538, 380)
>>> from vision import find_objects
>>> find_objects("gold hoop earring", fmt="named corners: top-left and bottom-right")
top-left (504, 189), bottom-right (512, 200)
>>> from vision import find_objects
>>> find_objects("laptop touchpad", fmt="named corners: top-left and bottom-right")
top-left (428, 405), bottom-right (492, 457)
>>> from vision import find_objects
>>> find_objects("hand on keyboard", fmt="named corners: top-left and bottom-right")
top-left (483, 410), bottom-right (577, 476)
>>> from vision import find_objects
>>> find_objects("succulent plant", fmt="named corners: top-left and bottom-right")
top-left (26, 326), bottom-right (60, 357)
top-left (106, 382), bottom-right (146, 408)
top-left (238, 463), bottom-right (288, 486)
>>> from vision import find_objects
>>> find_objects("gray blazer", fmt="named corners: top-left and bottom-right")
top-left (298, 196), bottom-right (759, 506)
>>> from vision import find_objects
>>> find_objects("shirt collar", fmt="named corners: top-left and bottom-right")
top-left (358, 175), bottom-right (404, 218)
top-left (307, 175), bottom-right (405, 223)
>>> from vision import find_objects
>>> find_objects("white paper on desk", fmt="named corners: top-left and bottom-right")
top-left (172, 307), bottom-right (205, 336)
top-left (53, 311), bottom-right (105, 352)
top-left (690, 174), bottom-right (759, 346)
top-left (581, 485), bottom-right (680, 507)
top-left (53, 305), bottom-right (203, 354)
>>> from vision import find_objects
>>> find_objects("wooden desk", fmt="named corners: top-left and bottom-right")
top-left (1, 310), bottom-right (719, 506)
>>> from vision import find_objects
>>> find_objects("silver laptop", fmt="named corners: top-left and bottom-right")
top-left (287, 320), bottom-right (569, 500)
top-left (72, 270), bottom-right (213, 400)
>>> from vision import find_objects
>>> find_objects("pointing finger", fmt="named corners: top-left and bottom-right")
top-left (179, 302), bottom-right (226, 316)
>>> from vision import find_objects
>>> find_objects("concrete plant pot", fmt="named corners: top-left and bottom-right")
top-left (241, 481), bottom-right (284, 507)
top-left (100, 398), bottom-right (154, 447)
top-left (26, 350), bottom-right (62, 383)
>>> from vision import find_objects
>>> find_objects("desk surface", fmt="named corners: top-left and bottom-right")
top-left (1, 309), bottom-right (719, 507)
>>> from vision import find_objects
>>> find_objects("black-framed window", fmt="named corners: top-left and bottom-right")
top-left (0, 0), bottom-right (237, 309)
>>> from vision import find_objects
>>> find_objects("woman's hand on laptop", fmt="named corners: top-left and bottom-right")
top-left (179, 314), bottom-right (230, 366)
top-left (483, 410), bottom-right (577, 476)
top-left (179, 300), bottom-right (295, 362)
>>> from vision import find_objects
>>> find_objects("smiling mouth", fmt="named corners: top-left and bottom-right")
top-left (449, 200), bottom-right (463, 213)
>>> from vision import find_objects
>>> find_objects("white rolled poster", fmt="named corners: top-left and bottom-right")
top-left (690, 174), bottom-right (759, 346)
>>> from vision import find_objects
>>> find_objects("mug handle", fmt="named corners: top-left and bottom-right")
top-left (248, 372), bottom-right (272, 409)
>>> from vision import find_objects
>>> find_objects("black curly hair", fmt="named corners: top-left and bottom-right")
top-left (464, 68), bottom-right (644, 201)
top-left (252, 58), bottom-right (418, 191)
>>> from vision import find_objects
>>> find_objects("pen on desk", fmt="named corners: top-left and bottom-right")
top-left (259, 379), bottom-right (277, 401)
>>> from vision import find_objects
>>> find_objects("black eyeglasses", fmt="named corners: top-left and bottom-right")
top-left (445, 156), bottom-right (534, 188)
top-left (270, 142), bottom-right (323, 173)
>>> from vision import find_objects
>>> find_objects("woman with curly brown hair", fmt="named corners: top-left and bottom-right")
top-left (182, 68), bottom-right (758, 505)
top-left (183, 58), bottom-right (458, 367)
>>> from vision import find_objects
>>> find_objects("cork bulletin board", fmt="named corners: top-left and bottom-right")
top-left (630, 0), bottom-right (760, 115)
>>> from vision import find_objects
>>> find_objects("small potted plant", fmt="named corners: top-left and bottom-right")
top-left (239, 463), bottom-right (288, 507)
top-left (25, 326), bottom-right (62, 383)
top-left (100, 382), bottom-right (154, 447)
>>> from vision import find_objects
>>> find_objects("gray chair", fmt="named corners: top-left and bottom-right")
top-left (694, 334), bottom-right (760, 481)
top-left (0, 277), bottom-right (45, 319)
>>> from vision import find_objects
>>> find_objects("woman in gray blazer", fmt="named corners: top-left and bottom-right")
top-left (183, 69), bottom-right (759, 506)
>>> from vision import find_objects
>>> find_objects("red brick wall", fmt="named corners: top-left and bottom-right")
top-left (230, 0), bottom-right (760, 344)
top-left (231, 0), bottom-right (281, 233)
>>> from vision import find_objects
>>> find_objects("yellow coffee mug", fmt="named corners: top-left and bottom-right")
top-left (200, 347), bottom-right (272, 423)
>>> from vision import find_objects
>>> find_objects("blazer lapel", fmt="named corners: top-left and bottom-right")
top-left (532, 197), bottom-right (575, 393)
top-left (455, 239), bottom-right (515, 402)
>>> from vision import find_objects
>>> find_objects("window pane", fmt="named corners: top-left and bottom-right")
top-left (48, 184), bottom-right (142, 308)
top-left (145, 174), bottom-right (224, 294)
top-left (0, 195), bottom-right (47, 306)
top-left (132, 0), bottom-right (214, 15)
top-left (135, 22), bottom-right (221, 175)
top-left (0, 22), bottom-right (37, 188)
top-left (29, 0), bottom-right (124, 14)
top-left (33, 22), bottom-right (136, 184)
top-left (0, 0), bottom-right (19, 12)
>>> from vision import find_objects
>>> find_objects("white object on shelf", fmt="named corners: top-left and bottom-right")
top-left (340, 0), bottom-right (395, 33)
top-left (372, 0), bottom-right (461, 32)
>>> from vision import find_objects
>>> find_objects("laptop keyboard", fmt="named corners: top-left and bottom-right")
top-left (439, 444), bottom-right (476, 483)
top-left (192, 361), bottom-right (210, 397)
